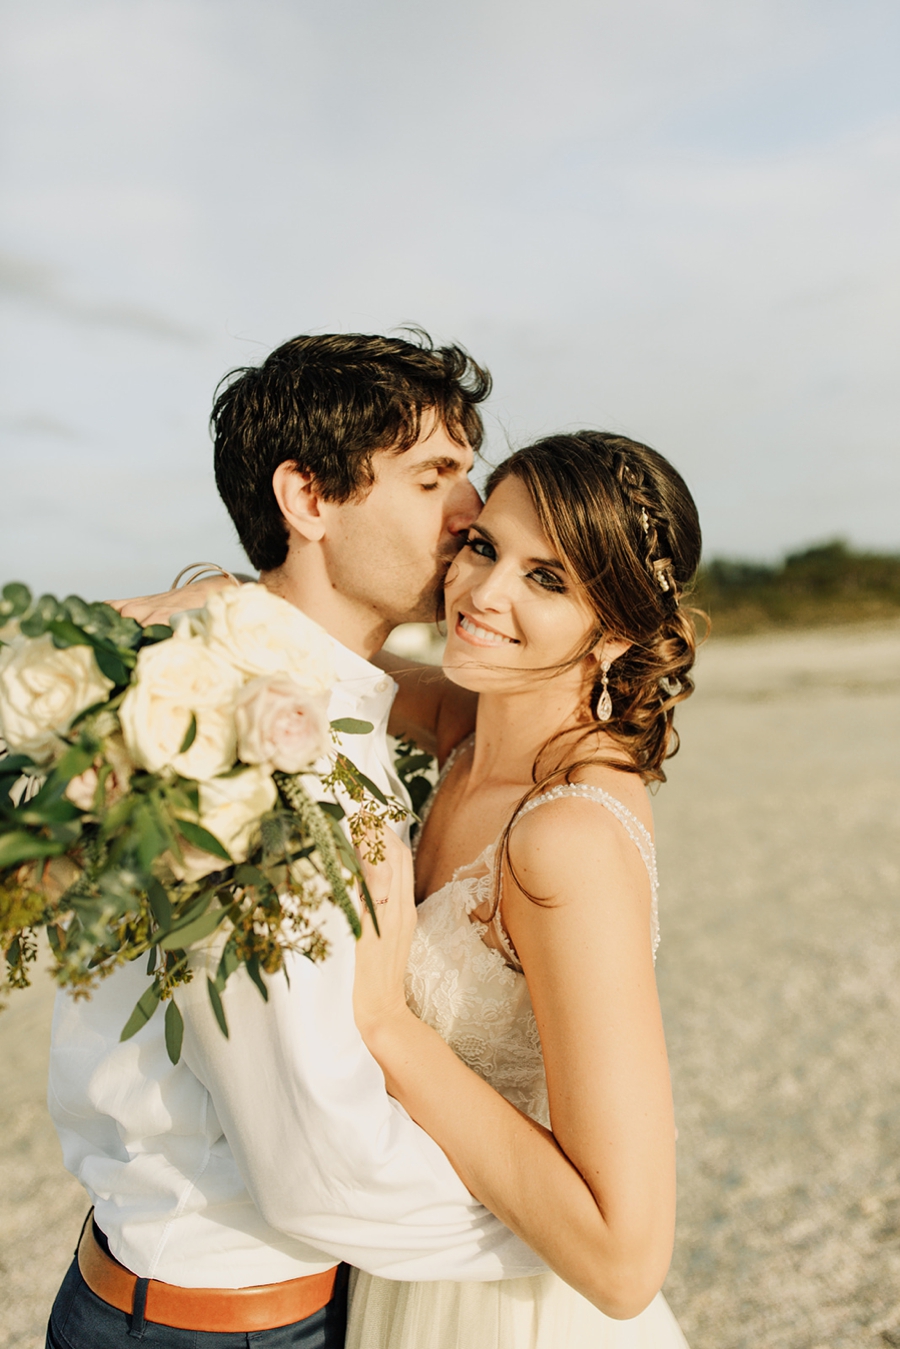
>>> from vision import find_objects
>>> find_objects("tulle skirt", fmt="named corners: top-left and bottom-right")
top-left (346, 1268), bottom-right (689, 1349)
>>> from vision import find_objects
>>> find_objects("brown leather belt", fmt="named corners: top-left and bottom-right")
top-left (77, 1223), bottom-right (339, 1332)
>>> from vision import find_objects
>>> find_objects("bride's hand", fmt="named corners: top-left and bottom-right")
top-left (105, 572), bottom-right (243, 626)
top-left (352, 827), bottom-right (418, 1049)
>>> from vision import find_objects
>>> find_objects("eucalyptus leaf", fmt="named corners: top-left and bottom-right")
top-left (1, 582), bottom-right (31, 618)
top-left (142, 624), bottom-right (174, 643)
top-left (316, 800), bottom-right (345, 821)
top-left (173, 889), bottom-right (215, 928)
top-left (407, 777), bottom-right (433, 815)
top-left (395, 752), bottom-right (434, 776)
top-left (17, 799), bottom-right (81, 826)
top-left (120, 982), bottom-right (161, 1041)
top-left (0, 753), bottom-right (35, 777)
top-left (179, 713), bottom-right (198, 755)
top-left (146, 876), bottom-right (172, 929)
top-left (52, 744), bottom-right (95, 782)
top-left (176, 819), bottom-right (232, 861)
top-left (158, 906), bottom-right (227, 951)
top-left (215, 940), bottom-right (239, 990)
top-left (46, 618), bottom-right (92, 650)
top-left (245, 956), bottom-right (269, 1002)
top-left (0, 831), bottom-right (65, 868)
top-left (330, 717), bottom-right (374, 735)
top-left (206, 978), bottom-right (229, 1037)
top-left (92, 645), bottom-right (130, 686)
top-left (164, 999), bottom-right (184, 1063)
top-left (233, 863), bottom-right (269, 888)
top-left (134, 804), bottom-right (169, 874)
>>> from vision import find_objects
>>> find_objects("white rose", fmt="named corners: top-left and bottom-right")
top-left (194, 766), bottom-right (277, 874)
top-left (198, 584), bottom-right (335, 691)
top-left (234, 675), bottom-right (330, 773)
top-left (119, 629), bottom-right (242, 781)
top-left (0, 634), bottom-right (114, 765)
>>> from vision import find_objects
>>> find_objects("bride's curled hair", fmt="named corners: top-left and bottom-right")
top-left (485, 431), bottom-right (703, 784)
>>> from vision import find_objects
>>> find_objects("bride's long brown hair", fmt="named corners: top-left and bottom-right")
top-left (484, 431), bottom-right (704, 897)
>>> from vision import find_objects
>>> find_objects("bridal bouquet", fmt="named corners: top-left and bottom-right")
top-left (0, 581), bottom-right (405, 1061)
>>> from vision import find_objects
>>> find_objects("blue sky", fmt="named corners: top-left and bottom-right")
top-left (1, 0), bottom-right (898, 598)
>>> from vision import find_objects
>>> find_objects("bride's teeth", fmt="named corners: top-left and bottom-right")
top-left (460, 614), bottom-right (512, 644)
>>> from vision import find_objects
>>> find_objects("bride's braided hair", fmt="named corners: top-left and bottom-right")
top-left (485, 431), bottom-right (704, 784)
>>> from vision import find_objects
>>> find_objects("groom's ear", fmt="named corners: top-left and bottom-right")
top-left (272, 462), bottom-right (327, 543)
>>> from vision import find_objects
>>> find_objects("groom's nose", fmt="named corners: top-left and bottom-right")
top-left (445, 478), bottom-right (482, 539)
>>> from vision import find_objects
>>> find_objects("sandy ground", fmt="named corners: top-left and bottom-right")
top-left (1, 620), bottom-right (899, 1348)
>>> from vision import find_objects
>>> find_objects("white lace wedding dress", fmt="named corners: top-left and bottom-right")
top-left (347, 749), bottom-right (689, 1349)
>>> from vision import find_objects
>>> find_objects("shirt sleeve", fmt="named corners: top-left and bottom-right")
top-left (178, 905), bottom-right (546, 1281)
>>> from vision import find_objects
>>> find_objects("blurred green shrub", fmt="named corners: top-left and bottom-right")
top-left (693, 541), bottom-right (900, 634)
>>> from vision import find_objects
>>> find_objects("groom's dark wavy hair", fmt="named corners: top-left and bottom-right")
top-left (211, 329), bottom-right (491, 572)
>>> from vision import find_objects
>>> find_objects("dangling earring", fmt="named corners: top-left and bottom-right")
top-left (596, 659), bottom-right (613, 722)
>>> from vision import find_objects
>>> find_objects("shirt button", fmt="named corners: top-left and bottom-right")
top-left (375, 677), bottom-right (391, 694)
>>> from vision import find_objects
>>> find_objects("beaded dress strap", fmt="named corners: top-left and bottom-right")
top-left (492, 783), bottom-right (661, 965)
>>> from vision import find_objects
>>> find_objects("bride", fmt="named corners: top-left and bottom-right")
top-left (348, 430), bottom-right (700, 1348)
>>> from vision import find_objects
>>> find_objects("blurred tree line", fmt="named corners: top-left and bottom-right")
top-left (692, 541), bottom-right (900, 634)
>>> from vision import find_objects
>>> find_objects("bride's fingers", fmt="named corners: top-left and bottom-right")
top-left (359, 854), bottom-right (393, 909)
top-left (356, 828), bottom-right (415, 919)
top-left (355, 826), bottom-right (396, 910)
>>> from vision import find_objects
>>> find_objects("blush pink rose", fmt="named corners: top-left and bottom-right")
top-left (234, 674), bottom-right (330, 774)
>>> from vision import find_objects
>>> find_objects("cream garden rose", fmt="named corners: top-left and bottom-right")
top-left (119, 629), bottom-right (242, 781)
top-left (188, 766), bottom-right (278, 879)
top-left (234, 675), bottom-right (330, 773)
top-left (198, 584), bottom-right (335, 689)
top-left (0, 634), bottom-right (114, 764)
top-left (165, 766), bottom-right (278, 882)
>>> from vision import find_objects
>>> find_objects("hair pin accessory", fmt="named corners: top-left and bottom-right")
top-left (652, 558), bottom-right (673, 593)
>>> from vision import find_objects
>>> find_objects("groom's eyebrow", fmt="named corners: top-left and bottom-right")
top-left (409, 454), bottom-right (469, 475)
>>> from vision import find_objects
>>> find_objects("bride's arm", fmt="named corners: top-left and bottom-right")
top-left (373, 651), bottom-right (476, 763)
top-left (353, 801), bottom-right (675, 1319)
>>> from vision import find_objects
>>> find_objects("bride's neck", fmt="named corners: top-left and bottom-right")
top-left (467, 682), bottom-right (590, 789)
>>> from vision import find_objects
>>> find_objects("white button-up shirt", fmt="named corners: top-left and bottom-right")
top-left (48, 638), bottom-right (544, 1288)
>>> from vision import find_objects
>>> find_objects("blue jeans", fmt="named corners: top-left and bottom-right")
top-left (46, 1251), bottom-right (349, 1349)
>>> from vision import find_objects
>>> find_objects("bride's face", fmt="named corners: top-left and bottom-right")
top-left (442, 475), bottom-right (602, 694)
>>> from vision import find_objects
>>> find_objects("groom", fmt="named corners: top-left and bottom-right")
top-left (46, 331), bottom-right (544, 1348)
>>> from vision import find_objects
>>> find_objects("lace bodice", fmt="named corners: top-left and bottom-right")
top-left (405, 742), bottom-right (660, 1129)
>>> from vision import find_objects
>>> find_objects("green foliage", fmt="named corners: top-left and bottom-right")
top-left (330, 717), bottom-right (374, 736)
top-left (2, 584), bottom-right (144, 685)
top-left (392, 737), bottom-right (437, 818)
top-left (694, 542), bottom-right (900, 634)
top-left (164, 998), bottom-right (184, 1063)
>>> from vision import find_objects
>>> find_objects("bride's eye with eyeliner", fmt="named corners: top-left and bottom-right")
top-left (531, 568), bottom-right (567, 593)
top-left (465, 534), bottom-right (495, 560)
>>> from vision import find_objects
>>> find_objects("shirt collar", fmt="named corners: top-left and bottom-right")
top-left (329, 637), bottom-right (396, 717)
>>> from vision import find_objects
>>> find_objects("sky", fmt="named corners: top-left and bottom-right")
top-left (1, 0), bottom-right (898, 599)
